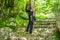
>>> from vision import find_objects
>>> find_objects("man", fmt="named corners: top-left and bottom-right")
top-left (26, 1), bottom-right (36, 34)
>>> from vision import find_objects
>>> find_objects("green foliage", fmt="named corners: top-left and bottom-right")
top-left (0, 18), bottom-right (18, 31)
top-left (0, 0), bottom-right (58, 31)
top-left (52, 29), bottom-right (60, 40)
top-left (0, 0), bottom-right (28, 30)
top-left (35, 0), bottom-right (57, 19)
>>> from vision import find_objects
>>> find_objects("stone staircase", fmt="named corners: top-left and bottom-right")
top-left (34, 20), bottom-right (56, 28)
top-left (0, 19), bottom-right (58, 40)
top-left (16, 19), bottom-right (56, 40)
top-left (28, 19), bottom-right (56, 40)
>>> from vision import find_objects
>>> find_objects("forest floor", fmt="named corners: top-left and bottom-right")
top-left (0, 26), bottom-right (59, 40)
top-left (0, 20), bottom-right (60, 40)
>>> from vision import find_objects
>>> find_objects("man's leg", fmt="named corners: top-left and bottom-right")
top-left (26, 13), bottom-right (31, 32)
top-left (29, 21), bottom-right (33, 34)
top-left (29, 15), bottom-right (34, 34)
top-left (26, 22), bottom-right (30, 32)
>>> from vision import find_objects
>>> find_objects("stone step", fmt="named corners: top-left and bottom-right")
top-left (34, 21), bottom-right (56, 25)
top-left (34, 25), bottom-right (56, 28)
top-left (35, 19), bottom-right (56, 22)
top-left (35, 20), bottom-right (56, 22)
top-left (34, 23), bottom-right (56, 25)
top-left (34, 24), bottom-right (56, 26)
top-left (34, 22), bottom-right (56, 25)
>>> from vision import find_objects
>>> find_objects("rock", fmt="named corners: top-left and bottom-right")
top-left (20, 37), bottom-right (27, 40)
top-left (39, 37), bottom-right (45, 40)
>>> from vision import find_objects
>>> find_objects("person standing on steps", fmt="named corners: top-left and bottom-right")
top-left (26, 1), bottom-right (36, 34)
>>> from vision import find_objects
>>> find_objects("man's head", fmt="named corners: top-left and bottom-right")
top-left (27, 1), bottom-right (31, 9)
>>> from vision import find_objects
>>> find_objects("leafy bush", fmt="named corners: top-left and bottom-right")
top-left (0, 0), bottom-right (58, 31)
